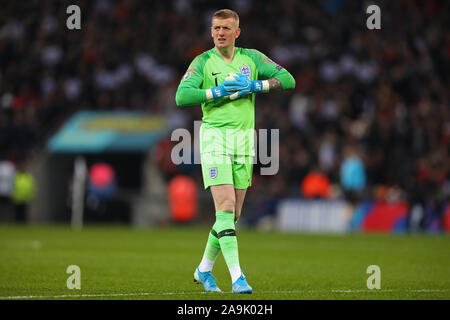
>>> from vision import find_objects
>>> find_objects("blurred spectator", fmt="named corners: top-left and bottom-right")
top-left (301, 169), bottom-right (331, 199)
top-left (168, 174), bottom-right (197, 222)
top-left (85, 162), bottom-right (117, 217)
top-left (154, 138), bottom-right (178, 181)
top-left (340, 144), bottom-right (366, 203)
top-left (0, 159), bottom-right (15, 219)
top-left (0, 160), bottom-right (15, 198)
top-left (87, 162), bottom-right (116, 201)
top-left (11, 161), bottom-right (35, 222)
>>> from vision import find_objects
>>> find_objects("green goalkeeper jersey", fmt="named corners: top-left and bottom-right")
top-left (176, 47), bottom-right (295, 156)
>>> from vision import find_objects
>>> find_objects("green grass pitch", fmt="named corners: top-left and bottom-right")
top-left (0, 224), bottom-right (449, 300)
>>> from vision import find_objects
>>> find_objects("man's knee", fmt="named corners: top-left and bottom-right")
top-left (217, 198), bottom-right (235, 213)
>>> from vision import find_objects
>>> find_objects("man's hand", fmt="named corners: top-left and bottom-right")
top-left (222, 73), bottom-right (266, 100)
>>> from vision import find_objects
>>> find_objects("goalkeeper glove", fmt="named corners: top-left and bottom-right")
top-left (206, 85), bottom-right (232, 100)
top-left (223, 73), bottom-right (268, 100)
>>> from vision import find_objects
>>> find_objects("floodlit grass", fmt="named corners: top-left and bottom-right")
top-left (0, 224), bottom-right (449, 300)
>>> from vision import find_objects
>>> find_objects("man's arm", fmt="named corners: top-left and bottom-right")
top-left (175, 84), bottom-right (207, 107)
top-left (176, 82), bottom-right (232, 106)
top-left (267, 77), bottom-right (283, 92)
top-left (175, 58), bottom-right (207, 107)
top-left (222, 71), bottom-right (294, 100)
top-left (262, 66), bottom-right (295, 92)
top-left (222, 49), bottom-right (295, 99)
top-left (175, 54), bottom-right (232, 107)
top-left (248, 49), bottom-right (296, 92)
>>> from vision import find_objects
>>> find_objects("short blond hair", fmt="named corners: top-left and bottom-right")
top-left (212, 9), bottom-right (239, 27)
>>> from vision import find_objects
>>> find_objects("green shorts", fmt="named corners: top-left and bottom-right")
top-left (201, 153), bottom-right (253, 190)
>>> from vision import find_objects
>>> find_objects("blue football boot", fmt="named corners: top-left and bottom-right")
top-left (193, 267), bottom-right (222, 292)
top-left (232, 273), bottom-right (253, 294)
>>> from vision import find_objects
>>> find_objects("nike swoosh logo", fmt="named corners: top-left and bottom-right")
top-left (212, 72), bottom-right (221, 76)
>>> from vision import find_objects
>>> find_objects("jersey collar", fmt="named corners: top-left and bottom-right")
top-left (212, 47), bottom-right (239, 63)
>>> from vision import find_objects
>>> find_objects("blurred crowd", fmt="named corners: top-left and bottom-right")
top-left (0, 0), bottom-right (449, 225)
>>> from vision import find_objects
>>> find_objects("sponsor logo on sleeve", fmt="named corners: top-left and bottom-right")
top-left (182, 68), bottom-right (197, 81)
top-left (262, 57), bottom-right (275, 64)
top-left (182, 71), bottom-right (191, 80)
top-left (263, 56), bottom-right (283, 70)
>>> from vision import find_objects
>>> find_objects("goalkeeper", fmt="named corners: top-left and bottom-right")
top-left (175, 8), bottom-right (295, 294)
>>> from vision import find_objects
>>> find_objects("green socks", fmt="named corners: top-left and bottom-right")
top-left (213, 211), bottom-right (240, 268)
top-left (203, 229), bottom-right (221, 262)
top-left (198, 211), bottom-right (241, 280)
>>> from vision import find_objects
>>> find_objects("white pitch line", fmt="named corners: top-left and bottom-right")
top-left (257, 289), bottom-right (450, 295)
top-left (1, 289), bottom-right (449, 300)
top-left (0, 291), bottom-right (207, 300)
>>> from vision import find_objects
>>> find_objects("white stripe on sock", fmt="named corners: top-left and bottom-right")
top-left (229, 266), bottom-right (241, 283)
top-left (198, 258), bottom-right (215, 273)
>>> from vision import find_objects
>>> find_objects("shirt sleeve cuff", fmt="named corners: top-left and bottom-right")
top-left (262, 80), bottom-right (270, 92)
top-left (205, 89), bottom-right (213, 100)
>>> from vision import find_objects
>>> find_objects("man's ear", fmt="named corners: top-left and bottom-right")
top-left (235, 28), bottom-right (241, 39)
